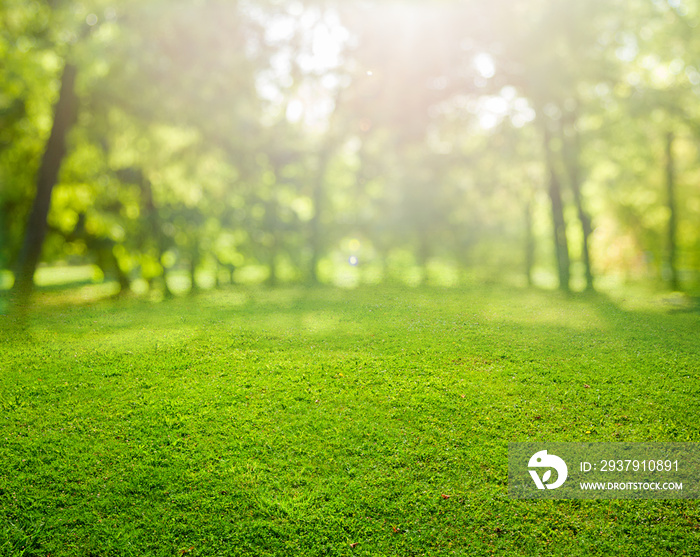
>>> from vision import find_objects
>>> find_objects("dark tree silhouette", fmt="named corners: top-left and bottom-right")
top-left (12, 63), bottom-right (78, 305)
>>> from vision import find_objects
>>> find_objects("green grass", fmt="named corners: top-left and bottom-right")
top-left (1, 285), bottom-right (699, 556)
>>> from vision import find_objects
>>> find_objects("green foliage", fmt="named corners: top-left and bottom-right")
top-left (1, 285), bottom-right (699, 555)
top-left (2, 0), bottom-right (700, 294)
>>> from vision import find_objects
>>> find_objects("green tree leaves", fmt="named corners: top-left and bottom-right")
top-left (3, 0), bottom-right (700, 298)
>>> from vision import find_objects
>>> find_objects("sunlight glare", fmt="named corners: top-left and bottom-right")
top-left (252, 3), bottom-right (349, 129)
top-left (286, 99), bottom-right (304, 122)
top-left (474, 53), bottom-right (495, 79)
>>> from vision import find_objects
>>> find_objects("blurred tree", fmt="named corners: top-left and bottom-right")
top-left (336, 2), bottom-right (479, 282)
top-left (4, 0), bottom-right (84, 304)
top-left (665, 131), bottom-right (679, 291)
top-left (7, 0), bottom-right (271, 300)
top-left (590, 0), bottom-right (700, 288)
top-left (12, 61), bottom-right (77, 299)
top-left (481, 0), bottom-right (631, 290)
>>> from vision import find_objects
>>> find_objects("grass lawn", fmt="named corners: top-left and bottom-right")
top-left (1, 284), bottom-right (699, 556)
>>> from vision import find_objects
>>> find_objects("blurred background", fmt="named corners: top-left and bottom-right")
top-left (2, 0), bottom-right (699, 300)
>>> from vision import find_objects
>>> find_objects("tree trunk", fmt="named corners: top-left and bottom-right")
top-left (308, 149), bottom-right (331, 284)
top-left (12, 63), bottom-right (78, 304)
top-left (524, 196), bottom-right (535, 287)
top-left (665, 131), bottom-right (679, 291)
top-left (189, 241), bottom-right (200, 294)
top-left (112, 247), bottom-right (131, 294)
top-left (138, 173), bottom-right (172, 297)
top-left (266, 195), bottom-right (278, 288)
top-left (543, 126), bottom-right (570, 291)
top-left (562, 117), bottom-right (594, 291)
top-left (417, 236), bottom-right (430, 286)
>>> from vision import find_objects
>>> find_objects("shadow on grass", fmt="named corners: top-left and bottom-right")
top-left (6, 282), bottom-right (700, 372)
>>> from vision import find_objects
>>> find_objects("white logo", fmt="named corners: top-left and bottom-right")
top-left (528, 450), bottom-right (568, 490)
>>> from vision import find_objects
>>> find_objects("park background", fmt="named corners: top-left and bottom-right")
top-left (1, 0), bottom-right (700, 299)
top-left (1, 1), bottom-right (700, 556)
